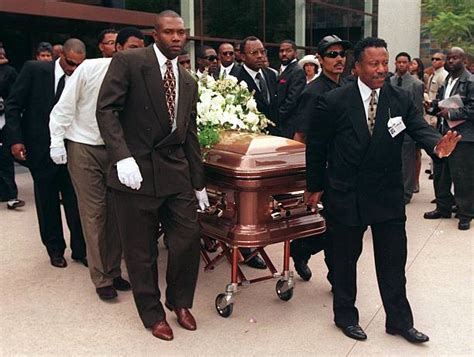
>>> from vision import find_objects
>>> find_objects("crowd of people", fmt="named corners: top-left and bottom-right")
top-left (0, 9), bottom-right (472, 343)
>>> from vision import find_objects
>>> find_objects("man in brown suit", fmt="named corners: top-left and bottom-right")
top-left (96, 10), bottom-right (209, 341)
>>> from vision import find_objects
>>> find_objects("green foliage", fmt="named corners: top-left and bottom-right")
top-left (198, 123), bottom-right (220, 149)
top-left (422, 0), bottom-right (474, 53)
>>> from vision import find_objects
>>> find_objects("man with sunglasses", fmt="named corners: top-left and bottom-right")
top-left (217, 42), bottom-right (241, 78)
top-left (196, 45), bottom-right (219, 78)
top-left (97, 28), bottom-right (117, 58)
top-left (290, 35), bottom-right (351, 284)
top-left (5, 39), bottom-right (87, 269)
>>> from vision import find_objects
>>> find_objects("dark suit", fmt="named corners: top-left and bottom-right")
top-left (4, 60), bottom-right (86, 259)
top-left (277, 61), bottom-right (306, 138)
top-left (96, 45), bottom-right (204, 328)
top-left (237, 65), bottom-right (279, 135)
top-left (307, 80), bottom-right (441, 330)
top-left (429, 70), bottom-right (474, 219)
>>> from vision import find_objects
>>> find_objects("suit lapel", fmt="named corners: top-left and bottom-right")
top-left (348, 82), bottom-right (371, 146)
top-left (365, 85), bottom-right (390, 154)
top-left (175, 66), bottom-right (192, 131)
top-left (141, 46), bottom-right (171, 136)
top-left (242, 67), bottom-right (265, 103)
top-left (46, 62), bottom-right (56, 110)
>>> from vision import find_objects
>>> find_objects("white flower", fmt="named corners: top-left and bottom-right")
top-left (246, 97), bottom-right (257, 112)
top-left (245, 112), bottom-right (259, 126)
top-left (239, 80), bottom-right (248, 89)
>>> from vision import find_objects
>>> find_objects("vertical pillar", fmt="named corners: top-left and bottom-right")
top-left (364, 0), bottom-right (373, 38)
top-left (295, 0), bottom-right (306, 56)
top-left (181, 0), bottom-right (195, 70)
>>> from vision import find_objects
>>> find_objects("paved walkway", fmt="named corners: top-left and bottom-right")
top-left (1, 156), bottom-right (472, 356)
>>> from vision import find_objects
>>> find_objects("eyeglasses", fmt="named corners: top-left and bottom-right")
top-left (101, 40), bottom-right (116, 45)
top-left (203, 55), bottom-right (218, 61)
top-left (64, 57), bottom-right (81, 67)
top-left (431, 57), bottom-right (442, 61)
top-left (323, 50), bottom-right (346, 58)
top-left (246, 48), bottom-right (267, 56)
top-left (221, 51), bottom-right (234, 56)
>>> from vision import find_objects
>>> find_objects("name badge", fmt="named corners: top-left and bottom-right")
top-left (387, 116), bottom-right (406, 138)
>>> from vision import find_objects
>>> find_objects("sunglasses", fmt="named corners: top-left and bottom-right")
top-left (431, 57), bottom-right (442, 61)
top-left (203, 55), bottom-right (218, 61)
top-left (323, 50), bottom-right (346, 58)
top-left (64, 57), bottom-right (81, 67)
top-left (221, 51), bottom-right (234, 56)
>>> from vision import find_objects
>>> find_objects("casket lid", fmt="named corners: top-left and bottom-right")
top-left (203, 131), bottom-right (306, 178)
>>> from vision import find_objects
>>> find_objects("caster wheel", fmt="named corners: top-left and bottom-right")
top-left (215, 293), bottom-right (233, 318)
top-left (276, 280), bottom-right (294, 301)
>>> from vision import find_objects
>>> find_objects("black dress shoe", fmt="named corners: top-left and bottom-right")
top-left (293, 258), bottom-right (312, 281)
top-left (423, 209), bottom-right (451, 219)
top-left (386, 327), bottom-right (429, 343)
top-left (96, 285), bottom-right (118, 300)
top-left (245, 255), bottom-right (267, 269)
top-left (50, 256), bottom-right (67, 268)
top-left (113, 276), bottom-right (131, 291)
top-left (339, 325), bottom-right (367, 341)
top-left (458, 217), bottom-right (471, 231)
top-left (73, 257), bottom-right (88, 267)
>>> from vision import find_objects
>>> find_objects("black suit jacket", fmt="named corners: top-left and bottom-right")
top-left (4, 60), bottom-right (59, 177)
top-left (306, 81), bottom-right (441, 226)
top-left (96, 45), bottom-right (204, 197)
top-left (237, 66), bottom-right (279, 135)
top-left (276, 61), bottom-right (306, 138)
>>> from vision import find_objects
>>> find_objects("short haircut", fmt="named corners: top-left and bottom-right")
top-left (280, 39), bottom-right (297, 51)
top-left (240, 36), bottom-right (260, 54)
top-left (155, 10), bottom-right (181, 30)
top-left (36, 42), bottom-right (52, 54)
top-left (395, 51), bottom-right (411, 61)
top-left (98, 29), bottom-right (117, 44)
top-left (353, 37), bottom-right (387, 62)
top-left (197, 45), bottom-right (214, 59)
top-left (116, 27), bottom-right (144, 46)
top-left (450, 46), bottom-right (465, 57)
top-left (63, 38), bottom-right (86, 54)
top-left (218, 42), bottom-right (234, 52)
top-left (432, 51), bottom-right (445, 60)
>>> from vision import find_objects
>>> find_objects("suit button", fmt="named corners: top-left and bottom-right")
top-left (144, 106), bottom-right (149, 110)
top-left (168, 149), bottom-right (172, 154)
top-left (145, 127), bottom-right (151, 132)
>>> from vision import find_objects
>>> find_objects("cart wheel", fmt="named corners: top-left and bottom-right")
top-left (215, 293), bottom-right (233, 318)
top-left (276, 280), bottom-right (294, 301)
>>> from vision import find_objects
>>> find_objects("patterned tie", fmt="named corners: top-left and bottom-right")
top-left (163, 60), bottom-right (176, 128)
top-left (368, 89), bottom-right (377, 135)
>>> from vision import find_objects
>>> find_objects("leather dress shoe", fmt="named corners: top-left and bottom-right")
top-left (73, 257), bottom-right (88, 267)
top-left (423, 209), bottom-right (451, 219)
top-left (339, 325), bottom-right (367, 341)
top-left (458, 217), bottom-right (471, 230)
top-left (151, 319), bottom-right (174, 341)
top-left (245, 255), bottom-right (267, 269)
top-left (96, 285), bottom-right (118, 300)
top-left (293, 257), bottom-right (312, 281)
top-left (50, 256), bottom-right (67, 268)
top-left (113, 276), bottom-right (131, 291)
top-left (386, 327), bottom-right (429, 343)
top-left (165, 301), bottom-right (197, 331)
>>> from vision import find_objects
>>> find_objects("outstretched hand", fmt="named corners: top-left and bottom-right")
top-left (435, 130), bottom-right (462, 158)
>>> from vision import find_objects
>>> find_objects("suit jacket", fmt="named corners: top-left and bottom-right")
top-left (306, 81), bottom-right (441, 226)
top-left (96, 45), bottom-right (204, 197)
top-left (429, 69), bottom-right (474, 142)
top-left (4, 60), bottom-right (60, 177)
top-left (237, 66), bottom-right (279, 135)
top-left (276, 61), bottom-right (306, 138)
top-left (390, 72), bottom-right (424, 115)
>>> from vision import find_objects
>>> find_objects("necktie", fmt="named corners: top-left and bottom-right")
top-left (54, 74), bottom-right (65, 105)
top-left (163, 60), bottom-right (176, 129)
top-left (368, 90), bottom-right (377, 135)
top-left (397, 76), bottom-right (402, 87)
top-left (256, 72), bottom-right (270, 104)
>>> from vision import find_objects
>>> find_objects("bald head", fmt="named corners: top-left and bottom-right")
top-left (155, 10), bottom-right (182, 31)
top-left (446, 46), bottom-right (466, 75)
top-left (60, 38), bottom-right (86, 76)
top-left (63, 38), bottom-right (86, 55)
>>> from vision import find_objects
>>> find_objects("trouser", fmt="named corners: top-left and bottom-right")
top-left (328, 214), bottom-right (414, 330)
top-left (401, 136), bottom-right (416, 201)
top-left (32, 165), bottom-right (86, 259)
top-left (0, 128), bottom-right (18, 200)
top-left (112, 189), bottom-right (201, 328)
top-left (434, 142), bottom-right (474, 219)
top-left (67, 141), bottom-right (122, 288)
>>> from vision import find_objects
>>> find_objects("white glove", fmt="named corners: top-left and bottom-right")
top-left (195, 188), bottom-right (210, 211)
top-left (116, 157), bottom-right (143, 190)
top-left (50, 147), bottom-right (67, 165)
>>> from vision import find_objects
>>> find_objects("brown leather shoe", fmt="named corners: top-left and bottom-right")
top-left (165, 301), bottom-right (197, 331)
top-left (151, 320), bottom-right (173, 341)
top-left (50, 256), bottom-right (67, 268)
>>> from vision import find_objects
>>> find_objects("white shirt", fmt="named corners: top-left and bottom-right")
top-left (153, 44), bottom-right (179, 132)
top-left (279, 59), bottom-right (297, 74)
top-left (50, 58), bottom-right (112, 148)
top-left (54, 58), bottom-right (67, 93)
top-left (220, 62), bottom-right (235, 77)
top-left (243, 64), bottom-right (266, 91)
top-left (357, 77), bottom-right (380, 123)
top-left (444, 76), bottom-right (459, 100)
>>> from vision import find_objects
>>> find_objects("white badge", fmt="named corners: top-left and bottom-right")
top-left (387, 116), bottom-right (406, 138)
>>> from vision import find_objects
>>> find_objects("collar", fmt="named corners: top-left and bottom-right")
top-left (54, 58), bottom-right (66, 79)
top-left (222, 62), bottom-right (235, 71)
top-left (394, 71), bottom-right (410, 80)
top-left (153, 43), bottom-right (178, 69)
top-left (243, 64), bottom-right (264, 80)
top-left (319, 71), bottom-right (341, 86)
top-left (280, 59), bottom-right (297, 73)
top-left (357, 77), bottom-right (380, 101)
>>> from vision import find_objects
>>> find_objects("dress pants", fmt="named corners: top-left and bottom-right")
top-left (328, 214), bottom-right (414, 330)
top-left (0, 128), bottom-right (18, 201)
top-left (32, 165), bottom-right (86, 259)
top-left (66, 141), bottom-right (122, 288)
top-left (112, 189), bottom-right (201, 328)
top-left (401, 135), bottom-right (416, 202)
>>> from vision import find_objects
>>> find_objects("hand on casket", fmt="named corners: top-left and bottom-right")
top-left (195, 188), bottom-right (210, 211)
top-left (305, 191), bottom-right (323, 213)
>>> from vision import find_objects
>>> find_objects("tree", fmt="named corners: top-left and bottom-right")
top-left (422, 0), bottom-right (474, 54)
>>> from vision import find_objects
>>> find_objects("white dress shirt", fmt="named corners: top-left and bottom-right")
top-left (50, 58), bottom-right (112, 148)
top-left (243, 64), bottom-right (266, 91)
top-left (220, 62), bottom-right (235, 77)
top-left (153, 44), bottom-right (179, 132)
top-left (279, 59), bottom-right (297, 74)
top-left (444, 76), bottom-right (459, 100)
top-left (54, 58), bottom-right (67, 93)
top-left (357, 77), bottom-right (380, 125)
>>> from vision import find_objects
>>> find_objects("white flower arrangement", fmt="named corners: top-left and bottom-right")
top-left (195, 72), bottom-right (274, 148)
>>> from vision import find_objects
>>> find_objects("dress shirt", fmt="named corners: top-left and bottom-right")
top-left (50, 58), bottom-right (112, 148)
top-left (220, 63), bottom-right (235, 77)
top-left (243, 64), bottom-right (266, 91)
top-left (279, 59), bottom-right (297, 75)
top-left (427, 67), bottom-right (448, 100)
top-left (54, 58), bottom-right (68, 93)
top-left (153, 43), bottom-right (179, 131)
top-left (357, 77), bottom-right (380, 123)
top-left (444, 76), bottom-right (459, 100)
